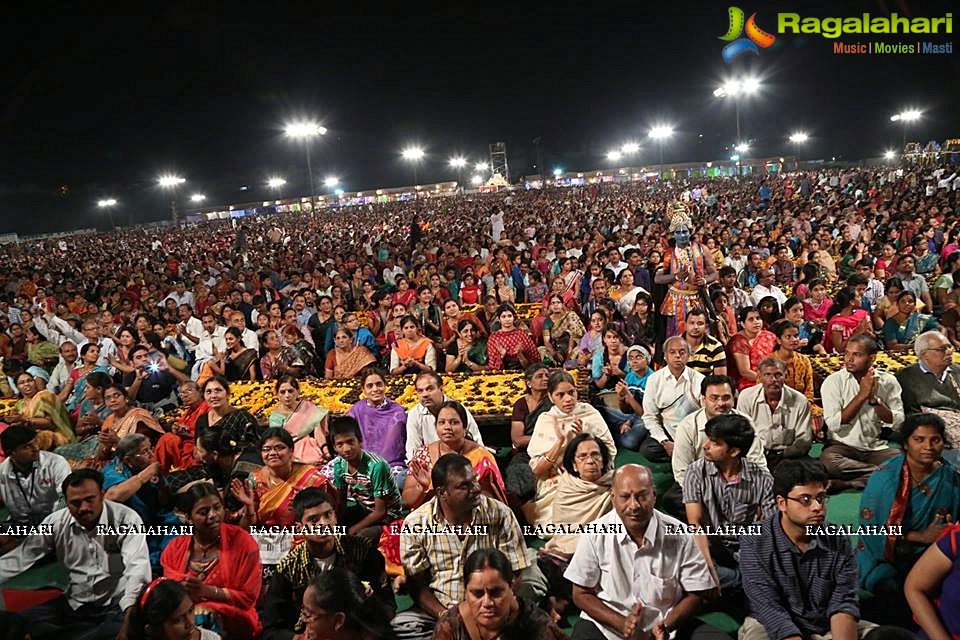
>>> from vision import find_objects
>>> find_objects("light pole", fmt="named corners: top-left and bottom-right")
top-left (97, 198), bottom-right (117, 229)
top-left (158, 175), bottom-right (186, 222)
top-left (323, 176), bottom-right (339, 208)
top-left (714, 77), bottom-right (760, 149)
top-left (402, 147), bottom-right (425, 203)
top-left (449, 156), bottom-right (467, 193)
top-left (788, 132), bottom-right (808, 169)
top-left (890, 109), bottom-right (921, 149)
top-left (648, 125), bottom-right (675, 175)
top-left (284, 121), bottom-right (327, 209)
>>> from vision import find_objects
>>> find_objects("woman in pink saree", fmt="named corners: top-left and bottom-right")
top-left (267, 375), bottom-right (329, 465)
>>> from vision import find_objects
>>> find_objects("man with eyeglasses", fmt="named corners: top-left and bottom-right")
top-left (820, 335), bottom-right (902, 492)
top-left (897, 331), bottom-right (960, 464)
top-left (739, 459), bottom-right (887, 640)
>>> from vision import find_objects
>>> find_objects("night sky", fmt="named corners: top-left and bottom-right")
top-left (1, 0), bottom-right (957, 234)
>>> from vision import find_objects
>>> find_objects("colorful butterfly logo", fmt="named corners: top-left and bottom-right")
top-left (720, 7), bottom-right (776, 62)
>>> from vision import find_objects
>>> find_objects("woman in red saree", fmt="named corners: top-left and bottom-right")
top-left (155, 380), bottom-right (208, 473)
top-left (161, 482), bottom-right (262, 639)
top-left (726, 306), bottom-right (777, 391)
top-left (824, 286), bottom-right (874, 354)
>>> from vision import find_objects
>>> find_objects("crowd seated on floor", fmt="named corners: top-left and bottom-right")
top-left (0, 162), bottom-right (959, 638)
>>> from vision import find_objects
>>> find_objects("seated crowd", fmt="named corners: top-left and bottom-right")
top-left (0, 163), bottom-right (959, 639)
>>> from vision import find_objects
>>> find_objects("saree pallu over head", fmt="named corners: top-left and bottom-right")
top-left (269, 400), bottom-right (328, 465)
top-left (333, 345), bottom-right (376, 379)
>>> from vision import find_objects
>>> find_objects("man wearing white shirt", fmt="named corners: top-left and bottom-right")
top-left (37, 314), bottom-right (117, 372)
top-left (0, 425), bottom-right (71, 528)
top-left (749, 270), bottom-right (787, 308)
top-left (606, 248), bottom-right (627, 279)
top-left (47, 341), bottom-right (79, 394)
top-left (228, 311), bottom-right (259, 351)
top-left (175, 304), bottom-right (205, 353)
top-left (161, 280), bottom-right (195, 310)
top-left (565, 465), bottom-right (720, 640)
top-left (671, 375), bottom-right (768, 487)
top-left (405, 371), bottom-right (483, 464)
top-left (820, 335), bottom-right (902, 491)
top-left (640, 336), bottom-right (704, 463)
top-left (737, 358), bottom-right (813, 468)
top-left (191, 312), bottom-right (227, 380)
top-left (0, 468), bottom-right (151, 640)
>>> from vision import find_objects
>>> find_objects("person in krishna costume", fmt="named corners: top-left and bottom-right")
top-left (656, 200), bottom-right (718, 337)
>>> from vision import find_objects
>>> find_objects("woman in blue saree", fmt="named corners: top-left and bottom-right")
top-left (857, 413), bottom-right (960, 593)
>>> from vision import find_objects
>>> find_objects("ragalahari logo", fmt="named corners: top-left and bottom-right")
top-left (720, 7), bottom-right (776, 62)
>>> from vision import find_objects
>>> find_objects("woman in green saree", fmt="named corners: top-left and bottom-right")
top-left (857, 413), bottom-right (960, 593)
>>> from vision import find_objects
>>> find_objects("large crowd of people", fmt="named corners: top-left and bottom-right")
top-left (0, 161), bottom-right (959, 639)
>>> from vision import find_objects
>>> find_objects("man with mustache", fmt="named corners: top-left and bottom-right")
top-left (0, 468), bottom-right (150, 640)
top-left (564, 464), bottom-right (720, 640)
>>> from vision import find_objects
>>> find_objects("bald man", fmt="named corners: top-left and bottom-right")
top-left (564, 465), bottom-right (724, 640)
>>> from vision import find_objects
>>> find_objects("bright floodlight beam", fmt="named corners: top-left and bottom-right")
top-left (97, 198), bottom-right (117, 207)
top-left (789, 132), bottom-right (809, 144)
top-left (621, 142), bottom-right (640, 154)
top-left (448, 157), bottom-right (467, 168)
top-left (607, 150), bottom-right (622, 162)
top-left (470, 174), bottom-right (483, 185)
top-left (552, 168), bottom-right (563, 177)
top-left (890, 109), bottom-right (922, 122)
top-left (284, 121), bottom-right (327, 138)
top-left (735, 143), bottom-right (750, 153)
top-left (158, 175), bottom-right (185, 187)
top-left (323, 176), bottom-right (339, 188)
top-left (884, 150), bottom-right (896, 160)
top-left (402, 147), bottom-right (425, 161)
top-left (190, 194), bottom-right (206, 203)
top-left (267, 177), bottom-right (286, 188)
top-left (474, 161), bottom-right (489, 172)
top-left (648, 125), bottom-right (675, 140)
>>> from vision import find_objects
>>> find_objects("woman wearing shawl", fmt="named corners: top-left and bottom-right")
top-left (155, 380), bottom-right (208, 473)
top-left (346, 367), bottom-right (406, 486)
top-left (541, 433), bottom-right (614, 559)
top-left (56, 383), bottom-right (165, 469)
top-left (161, 482), bottom-right (262, 639)
top-left (857, 413), bottom-right (960, 593)
top-left (268, 375), bottom-right (329, 465)
top-left (3, 371), bottom-right (74, 450)
top-left (524, 371), bottom-right (617, 527)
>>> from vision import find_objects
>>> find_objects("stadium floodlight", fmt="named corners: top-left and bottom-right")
top-left (158, 175), bottom-right (186, 187)
top-left (621, 142), bottom-right (640, 154)
top-left (190, 194), bottom-right (206, 203)
top-left (474, 161), bottom-right (489, 173)
top-left (788, 132), bottom-right (809, 144)
top-left (714, 77), bottom-right (761, 146)
top-left (553, 168), bottom-right (563, 177)
top-left (448, 157), bottom-right (467, 168)
top-left (97, 198), bottom-right (117, 207)
top-left (471, 174), bottom-right (483, 185)
top-left (323, 176), bottom-right (339, 188)
top-left (402, 146), bottom-right (425, 161)
top-left (284, 121), bottom-right (327, 138)
top-left (884, 150), bottom-right (896, 160)
top-left (607, 150), bottom-right (622, 162)
top-left (267, 177), bottom-right (286, 189)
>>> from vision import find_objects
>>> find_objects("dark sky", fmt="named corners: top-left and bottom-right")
top-left (1, 0), bottom-right (957, 234)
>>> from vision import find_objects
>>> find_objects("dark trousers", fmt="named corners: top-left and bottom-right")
top-left (571, 617), bottom-right (730, 640)
top-left (19, 595), bottom-right (124, 640)
top-left (639, 436), bottom-right (670, 463)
